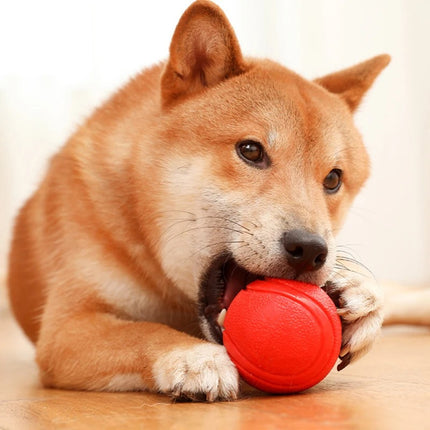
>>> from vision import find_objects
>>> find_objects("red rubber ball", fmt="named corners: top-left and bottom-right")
top-left (223, 278), bottom-right (341, 393)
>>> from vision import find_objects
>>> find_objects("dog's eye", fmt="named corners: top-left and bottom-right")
top-left (323, 169), bottom-right (343, 193)
top-left (236, 140), bottom-right (270, 168)
top-left (237, 140), bottom-right (264, 162)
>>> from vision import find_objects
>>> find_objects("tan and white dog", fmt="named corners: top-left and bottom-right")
top-left (8, 1), bottom-right (390, 401)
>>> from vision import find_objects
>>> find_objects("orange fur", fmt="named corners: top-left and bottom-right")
top-left (7, 0), bottom-right (389, 400)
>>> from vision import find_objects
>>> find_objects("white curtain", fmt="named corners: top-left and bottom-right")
top-left (1, 0), bottom-right (429, 283)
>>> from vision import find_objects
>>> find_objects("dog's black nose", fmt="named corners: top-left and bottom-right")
top-left (282, 229), bottom-right (328, 274)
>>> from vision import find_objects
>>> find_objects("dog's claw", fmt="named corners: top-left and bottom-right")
top-left (154, 343), bottom-right (239, 402)
top-left (171, 389), bottom-right (231, 403)
top-left (339, 344), bottom-right (351, 358)
top-left (206, 391), bottom-right (215, 402)
top-left (336, 308), bottom-right (349, 317)
top-left (226, 389), bottom-right (238, 401)
top-left (171, 390), bottom-right (207, 403)
top-left (337, 352), bottom-right (352, 371)
top-left (170, 386), bottom-right (183, 401)
top-left (327, 271), bottom-right (383, 370)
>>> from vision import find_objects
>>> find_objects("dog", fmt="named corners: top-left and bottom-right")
top-left (383, 282), bottom-right (430, 326)
top-left (7, 0), bottom-right (390, 401)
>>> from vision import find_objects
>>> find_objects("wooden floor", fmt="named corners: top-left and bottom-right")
top-left (1, 292), bottom-right (430, 430)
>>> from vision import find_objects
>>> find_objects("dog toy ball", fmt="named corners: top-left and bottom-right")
top-left (223, 278), bottom-right (341, 393)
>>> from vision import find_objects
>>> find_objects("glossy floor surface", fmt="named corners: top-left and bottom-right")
top-left (1, 291), bottom-right (429, 430)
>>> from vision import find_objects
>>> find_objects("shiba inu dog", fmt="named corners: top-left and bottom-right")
top-left (7, 1), bottom-right (390, 401)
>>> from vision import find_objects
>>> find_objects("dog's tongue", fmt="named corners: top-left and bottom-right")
top-left (222, 261), bottom-right (255, 309)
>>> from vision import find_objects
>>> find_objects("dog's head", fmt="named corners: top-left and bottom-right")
top-left (154, 1), bottom-right (389, 342)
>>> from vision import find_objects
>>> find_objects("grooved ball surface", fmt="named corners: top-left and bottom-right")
top-left (223, 278), bottom-right (342, 393)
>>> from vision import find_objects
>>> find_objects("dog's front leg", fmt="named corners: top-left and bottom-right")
top-left (36, 308), bottom-right (239, 401)
top-left (324, 264), bottom-right (384, 370)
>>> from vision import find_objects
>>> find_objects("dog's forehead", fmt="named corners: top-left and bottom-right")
top-left (233, 63), bottom-right (351, 145)
top-left (250, 63), bottom-right (345, 118)
top-left (170, 60), bottom-right (354, 150)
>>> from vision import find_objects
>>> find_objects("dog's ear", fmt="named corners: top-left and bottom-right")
top-left (161, 0), bottom-right (246, 107)
top-left (315, 54), bottom-right (391, 112)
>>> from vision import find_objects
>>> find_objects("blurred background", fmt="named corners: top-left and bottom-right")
top-left (0, 0), bottom-right (429, 286)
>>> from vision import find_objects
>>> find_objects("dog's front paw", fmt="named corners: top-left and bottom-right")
top-left (324, 273), bottom-right (383, 370)
top-left (152, 343), bottom-right (239, 402)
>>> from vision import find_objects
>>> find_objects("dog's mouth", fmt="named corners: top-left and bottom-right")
top-left (199, 255), bottom-right (264, 344)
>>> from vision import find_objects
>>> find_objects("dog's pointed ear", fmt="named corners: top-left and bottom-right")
top-left (315, 54), bottom-right (391, 112)
top-left (161, 0), bottom-right (246, 107)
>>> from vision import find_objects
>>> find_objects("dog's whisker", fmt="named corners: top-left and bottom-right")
top-left (156, 209), bottom-right (197, 217)
top-left (188, 240), bottom-right (247, 259)
top-left (336, 255), bottom-right (370, 270)
top-left (199, 215), bottom-right (257, 231)
top-left (330, 267), bottom-right (352, 282)
top-left (335, 257), bottom-right (375, 279)
top-left (163, 218), bottom-right (196, 234)
top-left (164, 225), bottom-right (254, 246)
top-left (159, 214), bottom-right (256, 243)
top-left (155, 210), bottom-right (257, 232)
top-left (232, 242), bottom-right (251, 252)
top-left (333, 263), bottom-right (354, 274)
top-left (336, 251), bottom-right (358, 262)
top-left (333, 255), bottom-right (364, 274)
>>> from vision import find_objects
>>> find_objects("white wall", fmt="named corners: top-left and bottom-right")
top-left (1, 0), bottom-right (429, 284)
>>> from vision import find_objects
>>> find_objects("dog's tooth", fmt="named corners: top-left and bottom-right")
top-left (217, 308), bottom-right (227, 329)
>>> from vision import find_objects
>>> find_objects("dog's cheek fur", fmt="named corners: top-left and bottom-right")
top-left (157, 150), bottom-right (336, 287)
top-left (156, 156), bottom-right (220, 301)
